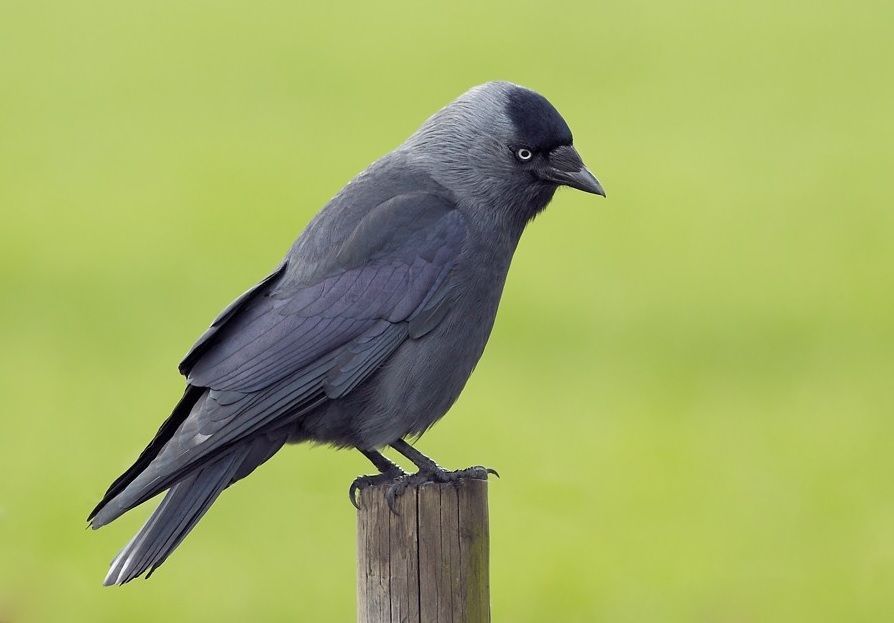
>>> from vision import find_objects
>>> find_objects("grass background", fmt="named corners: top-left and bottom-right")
top-left (1, 1), bottom-right (892, 621)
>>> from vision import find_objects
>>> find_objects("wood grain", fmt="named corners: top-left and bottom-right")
top-left (357, 479), bottom-right (490, 623)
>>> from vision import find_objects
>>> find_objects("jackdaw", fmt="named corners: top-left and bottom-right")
top-left (89, 81), bottom-right (604, 585)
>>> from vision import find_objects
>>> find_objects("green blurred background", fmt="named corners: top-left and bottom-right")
top-left (1, 0), bottom-right (892, 621)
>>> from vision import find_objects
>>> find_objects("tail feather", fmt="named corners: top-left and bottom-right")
top-left (88, 385), bottom-right (204, 524)
top-left (100, 431), bottom-right (288, 586)
top-left (103, 448), bottom-right (245, 585)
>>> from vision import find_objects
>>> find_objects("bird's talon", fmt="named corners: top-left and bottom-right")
top-left (349, 471), bottom-right (405, 509)
top-left (353, 464), bottom-right (497, 512)
top-left (384, 483), bottom-right (405, 514)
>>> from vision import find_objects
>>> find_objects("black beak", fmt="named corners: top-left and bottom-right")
top-left (540, 145), bottom-right (606, 197)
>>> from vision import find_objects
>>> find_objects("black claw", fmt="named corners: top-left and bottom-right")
top-left (446, 466), bottom-right (496, 482)
top-left (351, 464), bottom-right (497, 513)
top-left (383, 465), bottom-right (499, 510)
top-left (384, 485), bottom-right (402, 514)
top-left (349, 470), bottom-right (405, 509)
top-left (349, 476), bottom-right (371, 509)
top-left (387, 472), bottom-right (428, 513)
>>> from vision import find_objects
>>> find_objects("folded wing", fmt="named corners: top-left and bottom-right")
top-left (89, 192), bottom-right (465, 527)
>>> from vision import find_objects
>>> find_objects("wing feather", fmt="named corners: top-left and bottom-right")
top-left (186, 200), bottom-right (465, 393)
top-left (91, 192), bottom-right (466, 525)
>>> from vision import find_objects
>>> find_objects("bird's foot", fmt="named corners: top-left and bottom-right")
top-left (349, 468), bottom-right (406, 510)
top-left (384, 465), bottom-right (498, 514)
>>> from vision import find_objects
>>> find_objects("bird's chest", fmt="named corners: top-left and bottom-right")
top-left (381, 244), bottom-right (515, 420)
top-left (343, 224), bottom-right (521, 446)
top-left (443, 262), bottom-right (510, 354)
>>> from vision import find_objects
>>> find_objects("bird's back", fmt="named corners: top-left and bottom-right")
top-left (284, 151), bottom-right (454, 285)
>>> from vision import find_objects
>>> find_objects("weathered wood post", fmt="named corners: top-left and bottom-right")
top-left (356, 479), bottom-right (490, 623)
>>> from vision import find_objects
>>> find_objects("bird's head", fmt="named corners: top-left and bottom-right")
top-left (404, 82), bottom-right (604, 224)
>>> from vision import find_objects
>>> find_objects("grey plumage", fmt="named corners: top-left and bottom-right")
top-left (89, 81), bottom-right (604, 585)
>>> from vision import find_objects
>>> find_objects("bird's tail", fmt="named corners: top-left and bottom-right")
top-left (102, 449), bottom-right (242, 585)
top-left (101, 433), bottom-right (287, 586)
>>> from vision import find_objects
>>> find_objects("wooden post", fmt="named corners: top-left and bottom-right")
top-left (356, 479), bottom-right (490, 623)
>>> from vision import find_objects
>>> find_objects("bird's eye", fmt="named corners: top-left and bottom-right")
top-left (515, 147), bottom-right (533, 162)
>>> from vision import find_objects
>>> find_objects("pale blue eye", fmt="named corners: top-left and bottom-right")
top-left (516, 148), bottom-right (533, 161)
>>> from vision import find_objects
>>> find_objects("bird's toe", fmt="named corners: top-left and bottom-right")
top-left (349, 470), bottom-right (405, 509)
top-left (357, 465), bottom-right (498, 513)
top-left (442, 465), bottom-right (498, 482)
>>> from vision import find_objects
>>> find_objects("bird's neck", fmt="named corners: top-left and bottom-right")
top-left (469, 181), bottom-right (558, 239)
top-left (398, 147), bottom-right (558, 239)
top-left (458, 186), bottom-right (555, 264)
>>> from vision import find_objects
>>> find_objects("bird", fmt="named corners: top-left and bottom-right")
top-left (88, 81), bottom-right (605, 586)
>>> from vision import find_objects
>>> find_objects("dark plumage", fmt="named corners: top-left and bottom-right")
top-left (505, 87), bottom-right (573, 151)
top-left (89, 81), bottom-right (604, 585)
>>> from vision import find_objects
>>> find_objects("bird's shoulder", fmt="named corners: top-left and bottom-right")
top-left (179, 158), bottom-right (468, 385)
top-left (284, 154), bottom-right (467, 286)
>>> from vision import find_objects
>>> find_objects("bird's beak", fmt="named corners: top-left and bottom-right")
top-left (540, 145), bottom-right (606, 197)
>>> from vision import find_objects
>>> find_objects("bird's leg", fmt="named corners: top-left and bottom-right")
top-left (349, 449), bottom-right (407, 509)
top-left (385, 439), bottom-right (498, 511)
top-left (390, 439), bottom-right (442, 472)
top-left (391, 438), bottom-right (498, 480)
